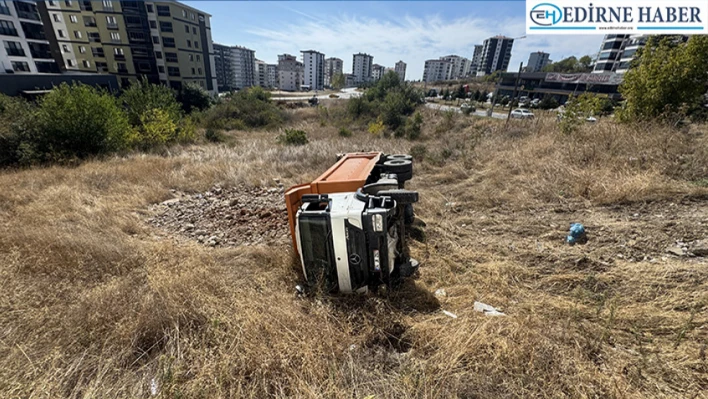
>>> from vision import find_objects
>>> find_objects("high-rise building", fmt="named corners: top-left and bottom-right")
top-left (422, 59), bottom-right (451, 83)
top-left (0, 0), bottom-right (59, 74)
top-left (39, 0), bottom-right (217, 93)
top-left (394, 60), bottom-right (406, 81)
top-left (352, 52), bottom-right (372, 84)
top-left (301, 49), bottom-right (324, 90)
top-left (213, 42), bottom-right (234, 92)
top-left (254, 58), bottom-right (267, 88)
top-left (476, 35), bottom-right (514, 76)
top-left (593, 34), bottom-right (687, 74)
top-left (371, 63), bottom-right (385, 81)
top-left (526, 51), bottom-right (551, 73)
top-left (266, 63), bottom-right (276, 88)
top-left (229, 45), bottom-right (254, 89)
top-left (324, 56), bottom-right (342, 86)
top-left (470, 44), bottom-right (483, 75)
top-left (441, 55), bottom-right (471, 79)
top-left (277, 53), bottom-right (302, 91)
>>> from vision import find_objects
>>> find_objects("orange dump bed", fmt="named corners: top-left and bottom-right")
top-left (284, 152), bottom-right (382, 251)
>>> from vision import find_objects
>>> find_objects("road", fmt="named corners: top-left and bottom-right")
top-left (424, 102), bottom-right (509, 120)
top-left (271, 87), bottom-right (361, 101)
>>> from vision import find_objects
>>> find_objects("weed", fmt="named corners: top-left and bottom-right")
top-left (277, 128), bottom-right (308, 146)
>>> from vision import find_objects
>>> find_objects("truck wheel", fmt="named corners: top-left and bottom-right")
top-left (383, 159), bottom-right (412, 175)
top-left (404, 204), bottom-right (415, 225)
top-left (387, 154), bottom-right (413, 161)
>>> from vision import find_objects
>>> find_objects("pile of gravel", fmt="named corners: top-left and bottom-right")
top-left (147, 184), bottom-right (290, 247)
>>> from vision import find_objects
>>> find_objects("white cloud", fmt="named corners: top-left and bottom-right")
top-left (241, 11), bottom-right (604, 80)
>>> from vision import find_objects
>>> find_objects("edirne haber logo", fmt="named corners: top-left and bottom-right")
top-left (526, 0), bottom-right (708, 34)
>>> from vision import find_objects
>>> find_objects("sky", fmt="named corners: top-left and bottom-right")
top-left (184, 1), bottom-right (606, 80)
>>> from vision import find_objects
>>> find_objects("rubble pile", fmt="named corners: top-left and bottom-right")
top-left (147, 184), bottom-right (290, 247)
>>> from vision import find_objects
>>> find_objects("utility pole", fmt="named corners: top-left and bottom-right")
top-left (506, 61), bottom-right (524, 123)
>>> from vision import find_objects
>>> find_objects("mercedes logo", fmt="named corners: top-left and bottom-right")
top-left (349, 254), bottom-right (361, 265)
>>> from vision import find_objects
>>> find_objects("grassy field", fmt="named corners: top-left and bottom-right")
top-left (1, 105), bottom-right (707, 398)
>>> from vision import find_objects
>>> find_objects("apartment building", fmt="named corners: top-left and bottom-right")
top-left (371, 63), bottom-right (384, 81)
top-left (254, 58), bottom-right (266, 87)
top-left (266, 63), bottom-right (276, 88)
top-left (0, 0), bottom-right (59, 74)
top-left (470, 44), bottom-right (483, 76)
top-left (441, 55), bottom-right (471, 79)
top-left (227, 45), bottom-right (254, 89)
top-left (593, 34), bottom-right (688, 74)
top-left (277, 53), bottom-right (302, 91)
top-left (39, 0), bottom-right (217, 92)
top-left (301, 49), bottom-right (324, 90)
top-left (476, 35), bottom-right (514, 76)
top-left (422, 59), bottom-right (451, 83)
top-left (394, 60), bottom-right (406, 81)
top-left (213, 42), bottom-right (234, 91)
top-left (324, 56), bottom-right (342, 86)
top-left (352, 52), bottom-right (372, 84)
top-left (526, 51), bottom-right (550, 73)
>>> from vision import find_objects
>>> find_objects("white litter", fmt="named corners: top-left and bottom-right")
top-left (434, 288), bottom-right (447, 298)
top-left (150, 378), bottom-right (159, 396)
top-left (442, 310), bottom-right (458, 319)
top-left (473, 301), bottom-right (506, 316)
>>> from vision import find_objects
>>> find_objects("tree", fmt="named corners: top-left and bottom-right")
top-left (538, 94), bottom-right (559, 110)
top-left (473, 89), bottom-right (481, 101)
top-left (618, 35), bottom-right (708, 121)
top-left (331, 73), bottom-right (345, 90)
top-left (454, 85), bottom-right (466, 99)
top-left (578, 55), bottom-right (593, 71)
top-left (177, 83), bottom-right (212, 114)
top-left (120, 78), bottom-right (181, 127)
top-left (542, 56), bottom-right (593, 73)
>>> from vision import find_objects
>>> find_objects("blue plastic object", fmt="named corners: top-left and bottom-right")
top-left (567, 223), bottom-right (586, 245)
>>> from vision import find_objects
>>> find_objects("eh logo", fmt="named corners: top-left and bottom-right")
top-left (530, 3), bottom-right (563, 26)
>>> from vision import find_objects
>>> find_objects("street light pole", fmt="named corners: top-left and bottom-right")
top-left (506, 61), bottom-right (524, 122)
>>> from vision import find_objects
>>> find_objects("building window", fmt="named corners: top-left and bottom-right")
top-left (0, 0), bottom-right (9, 16)
top-left (191, 67), bottom-right (195, 74)
top-left (155, 51), bottom-right (162, 59)
top-left (48, 1), bottom-right (57, 5)
top-left (159, 21), bottom-right (172, 32)
top-left (53, 14), bottom-right (61, 22)
top-left (66, 59), bottom-right (75, 67)
top-left (11, 61), bottom-right (30, 72)
top-left (156, 5), bottom-right (170, 16)
top-left (106, 15), bottom-right (118, 29)
top-left (167, 66), bottom-right (180, 76)
top-left (158, 65), bottom-right (164, 73)
top-left (149, 20), bottom-right (156, 29)
top-left (190, 13), bottom-right (195, 20)
top-left (88, 32), bottom-right (100, 42)
top-left (110, 32), bottom-right (120, 42)
top-left (146, 4), bottom-right (153, 13)
top-left (114, 47), bottom-right (123, 55)
top-left (96, 61), bottom-right (108, 71)
top-left (193, 41), bottom-right (198, 49)
top-left (83, 16), bottom-right (96, 27)
top-left (35, 61), bottom-right (60, 73)
top-left (192, 27), bottom-right (197, 34)
top-left (162, 37), bottom-right (175, 48)
top-left (188, 54), bottom-right (193, 61)
top-left (102, 0), bottom-right (113, 10)
top-left (117, 62), bottom-right (128, 73)
top-left (184, 24), bottom-right (189, 33)
top-left (165, 52), bottom-right (177, 62)
top-left (3, 41), bottom-right (25, 56)
top-left (70, 15), bottom-right (78, 23)
top-left (57, 29), bottom-right (65, 38)
top-left (74, 30), bottom-right (82, 39)
top-left (79, 45), bottom-right (85, 53)
top-left (128, 31), bottom-right (146, 42)
top-left (152, 36), bottom-right (159, 44)
top-left (91, 47), bottom-right (104, 57)
top-left (83, 60), bottom-right (90, 68)
top-left (196, 54), bottom-right (200, 61)
top-left (186, 40), bottom-right (191, 48)
top-left (65, 0), bottom-right (72, 6)
top-left (198, 67), bottom-right (202, 75)
top-left (62, 44), bottom-right (70, 53)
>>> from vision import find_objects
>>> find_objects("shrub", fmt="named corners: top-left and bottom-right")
top-left (410, 144), bottom-right (427, 161)
top-left (205, 128), bottom-right (226, 143)
top-left (177, 82), bottom-right (212, 114)
top-left (338, 127), bottom-right (352, 137)
top-left (277, 129), bottom-right (308, 146)
top-left (400, 111), bottom-right (423, 140)
top-left (128, 108), bottom-right (177, 149)
top-left (202, 87), bottom-right (284, 130)
top-left (120, 79), bottom-right (181, 127)
top-left (0, 94), bottom-right (37, 166)
top-left (368, 120), bottom-right (385, 136)
top-left (461, 105), bottom-right (475, 115)
top-left (34, 83), bottom-right (130, 160)
top-left (538, 94), bottom-right (559, 110)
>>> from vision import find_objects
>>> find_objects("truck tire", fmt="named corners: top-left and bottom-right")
top-left (383, 159), bottom-right (413, 175)
top-left (387, 154), bottom-right (413, 161)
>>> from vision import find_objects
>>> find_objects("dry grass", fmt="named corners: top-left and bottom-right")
top-left (1, 105), bottom-right (707, 398)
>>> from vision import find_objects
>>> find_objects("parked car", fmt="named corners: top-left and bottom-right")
top-left (510, 108), bottom-right (535, 119)
top-left (530, 98), bottom-right (541, 108)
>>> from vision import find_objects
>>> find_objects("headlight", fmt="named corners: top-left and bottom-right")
top-left (372, 214), bottom-right (383, 232)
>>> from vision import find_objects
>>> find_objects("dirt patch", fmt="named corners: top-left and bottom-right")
top-left (147, 184), bottom-right (290, 247)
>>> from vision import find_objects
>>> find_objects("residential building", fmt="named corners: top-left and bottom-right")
top-left (344, 73), bottom-right (356, 88)
top-left (593, 34), bottom-right (687, 74)
top-left (441, 55), bottom-right (471, 79)
top-left (301, 49), bottom-right (324, 90)
top-left (213, 42), bottom-right (234, 91)
top-left (39, 0), bottom-right (217, 93)
top-left (476, 35), bottom-right (514, 76)
top-left (324, 56), bottom-right (342, 86)
top-left (0, 0), bottom-right (59, 74)
top-left (266, 63), bottom-right (276, 88)
top-left (422, 59), bottom-right (451, 83)
top-left (277, 53), bottom-right (302, 91)
top-left (352, 52), bottom-right (372, 84)
top-left (229, 45), bottom-right (254, 89)
top-left (371, 63), bottom-right (385, 81)
top-left (470, 44), bottom-right (483, 75)
top-left (526, 51), bottom-right (551, 73)
top-left (394, 60), bottom-right (406, 81)
top-left (254, 58), bottom-right (266, 87)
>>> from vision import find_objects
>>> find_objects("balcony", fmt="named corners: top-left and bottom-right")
top-left (16, 10), bottom-right (41, 21)
top-left (107, 22), bottom-right (119, 30)
top-left (13, 2), bottom-right (41, 21)
top-left (5, 47), bottom-right (26, 57)
top-left (21, 22), bottom-right (45, 40)
top-left (83, 17), bottom-right (97, 27)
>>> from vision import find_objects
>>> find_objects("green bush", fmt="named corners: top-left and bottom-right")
top-left (410, 144), bottom-right (427, 161)
top-left (0, 94), bottom-right (37, 166)
top-left (461, 105), bottom-right (475, 115)
top-left (538, 94), bottom-right (559, 110)
top-left (205, 128), bottom-right (226, 142)
top-left (202, 86), bottom-right (284, 130)
top-left (120, 79), bottom-right (181, 127)
top-left (398, 111), bottom-right (423, 139)
top-left (338, 127), bottom-right (352, 137)
top-left (177, 82), bottom-right (212, 114)
top-left (34, 83), bottom-right (130, 160)
top-left (277, 128), bottom-right (308, 146)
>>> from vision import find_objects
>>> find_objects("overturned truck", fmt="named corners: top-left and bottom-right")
top-left (285, 152), bottom-right (419, 294)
